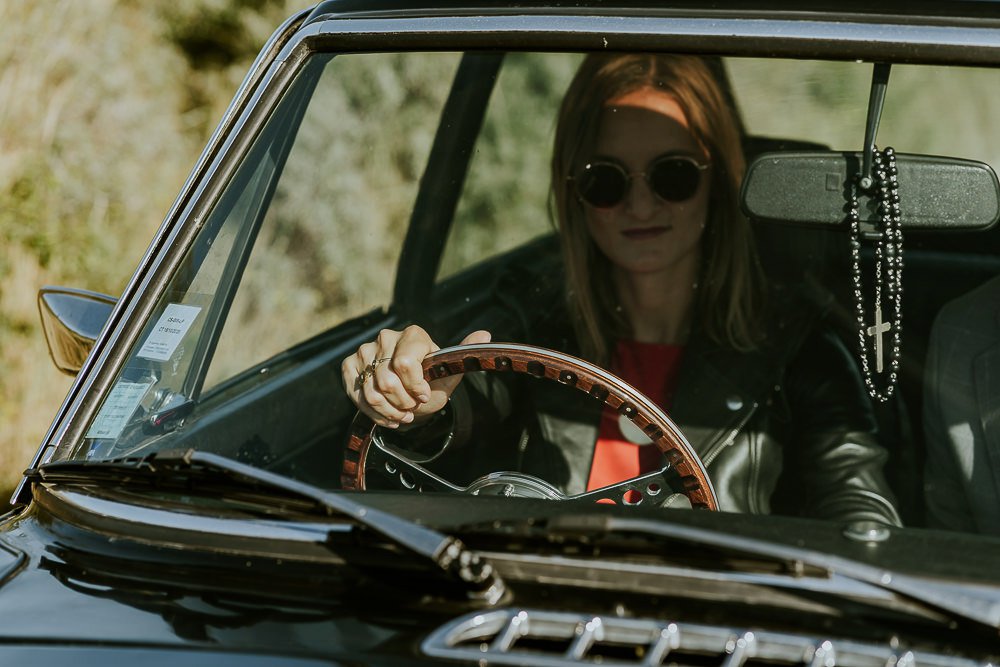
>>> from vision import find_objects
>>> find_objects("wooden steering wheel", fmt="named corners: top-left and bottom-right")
top-left (341, 343), bottom-right (718, 510)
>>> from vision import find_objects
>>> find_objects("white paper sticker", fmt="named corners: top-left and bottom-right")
top-left (138, 303), bottom-right (201, 361)
top-left (86, 380), bottom-right (153, 440)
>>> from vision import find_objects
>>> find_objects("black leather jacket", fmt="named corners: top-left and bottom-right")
top-left (427, 281), bottom-right (901, 526)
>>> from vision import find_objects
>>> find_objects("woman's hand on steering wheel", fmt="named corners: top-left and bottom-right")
top-left (341, 325), bottom-right (492, 428)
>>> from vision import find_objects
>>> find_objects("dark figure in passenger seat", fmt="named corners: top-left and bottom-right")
top-left (923, 275), bottom-right (1000, 534)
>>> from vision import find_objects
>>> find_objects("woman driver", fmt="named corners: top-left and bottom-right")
top-left (341, 53), bottom-right (901, 525)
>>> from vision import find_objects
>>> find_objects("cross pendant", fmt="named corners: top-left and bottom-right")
top-left (866, 308), bottom-right (892, 373)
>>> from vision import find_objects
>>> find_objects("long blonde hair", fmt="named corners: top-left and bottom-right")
top-left (552, 53), bottom-right (764, 365)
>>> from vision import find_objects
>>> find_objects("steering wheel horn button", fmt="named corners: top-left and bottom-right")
top-left (466, 472), bottom-right (564, 500)
top-left (842, 520), bottom-right (891, 544)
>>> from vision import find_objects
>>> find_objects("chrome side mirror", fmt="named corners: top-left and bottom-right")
top-left (37, 286), bottom-right (117, 376)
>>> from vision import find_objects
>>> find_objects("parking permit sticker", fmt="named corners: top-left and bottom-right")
top-left (138, 303), bottom-right (201, 361)
top-left (86, 380), bottom-right (153, 440)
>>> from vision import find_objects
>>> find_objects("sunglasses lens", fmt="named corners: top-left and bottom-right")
top-left (577, 163), bottom-right (628, 208)
top-left (649, 158), bottom-right (702, 202)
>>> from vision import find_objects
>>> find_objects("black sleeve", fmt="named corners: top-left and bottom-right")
top-left (782, 327), bottom-right (902, 526)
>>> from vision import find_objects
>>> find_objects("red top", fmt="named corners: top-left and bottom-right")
top-left (586, 339), bottom-right (684, 492)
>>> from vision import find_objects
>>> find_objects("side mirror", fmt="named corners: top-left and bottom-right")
top-left (37, 286), bottom-right (117, 376)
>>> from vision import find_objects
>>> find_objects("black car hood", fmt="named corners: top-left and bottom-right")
top-left (0, 484), bottom-right (998, 664)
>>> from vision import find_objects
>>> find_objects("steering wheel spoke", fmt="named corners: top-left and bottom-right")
top-left (351, 432), bottom-right (463, 493)
top-left (572, 467), bottom-right (688, 507)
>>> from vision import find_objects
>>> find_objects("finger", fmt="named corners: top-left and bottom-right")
top-left (341, 355), bottom-right (363, 404)
top-left (355, 397), bottom-right (405, 428)
top-left (364, 328), bottom-right (420, 414)
top-left (421, 328), bottom-right (495, 403)
top-left (344, 336), bottom-right (410, 425)
top-left (342, 356), bottom-right (404, 427)
top-left (357, 329), bottom-right (414, 424)
top-left (341, 342), bottom-right (379, 405)
top-left (390, 325), bottom-right (439, 403)
top-left (355, 340), bottom-right (380, 369)
top-left (360, 375), bottom-right (411, 426)
top-left (460, 329), bottom-right (492, 346)
top-left (372, 359), bottom-right (419, 412)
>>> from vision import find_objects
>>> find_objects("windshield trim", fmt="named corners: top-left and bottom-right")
top-left (305, 14), bottom-right (1000, 66)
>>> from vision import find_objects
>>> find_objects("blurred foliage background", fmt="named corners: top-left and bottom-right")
top-left (0, 0), bottom-right (301, 497)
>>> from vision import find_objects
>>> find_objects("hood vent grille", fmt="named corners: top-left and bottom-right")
top-left (422, 609), bottom-right (990, 667)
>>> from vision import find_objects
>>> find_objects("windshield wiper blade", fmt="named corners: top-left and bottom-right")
top-left (478, 513), bottom-right (1000, 631)
top-left (30, 449), bottom-right (506, 605)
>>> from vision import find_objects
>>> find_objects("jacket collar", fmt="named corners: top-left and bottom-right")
top-left (670, 335), bottom-right (776, 459)
top-left (669, 283), bottom-right (820, 458)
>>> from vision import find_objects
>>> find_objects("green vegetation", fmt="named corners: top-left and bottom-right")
top-left (0, 0), bottom-right (296, 498)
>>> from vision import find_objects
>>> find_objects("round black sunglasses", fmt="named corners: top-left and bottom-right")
top-left (572, 154), bottom-right (709, 209)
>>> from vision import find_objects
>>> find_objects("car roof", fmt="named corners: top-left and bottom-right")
top-left (299, 0), bottom-right (1000, 66)
top-left (305, 0), bottom-right (1000, 24)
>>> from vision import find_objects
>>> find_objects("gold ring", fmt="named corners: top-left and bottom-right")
top-left (357, 357), bottom-right (391, 385)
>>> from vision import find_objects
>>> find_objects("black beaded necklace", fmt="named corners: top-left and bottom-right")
top-left (849, 146), bottom-right (903, 402)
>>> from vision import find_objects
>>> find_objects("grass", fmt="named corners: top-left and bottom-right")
top-left (0, 0), bottom-right (296, 501)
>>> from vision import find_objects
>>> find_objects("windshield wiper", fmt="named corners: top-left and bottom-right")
top-left (28, 449), bottom-right (506, 605)
top-left (467, 513), bottom-right (1000, 631)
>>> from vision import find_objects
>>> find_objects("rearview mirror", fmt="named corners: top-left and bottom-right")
top-left (741, 152), bottom-right (1000, 231)
top-left (38, 286), bottom-right (117, 376)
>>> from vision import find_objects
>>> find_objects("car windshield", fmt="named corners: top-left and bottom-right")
top-left (63, 49), bottom-right (1000, 542)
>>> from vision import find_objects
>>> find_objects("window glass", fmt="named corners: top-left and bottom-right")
top-left (437, 53), bottom-right (582, 280)
top-left (731, 58), bottom-right (1000, 163)
top-left (77, 52), bottom-right (459, 460)
top-left (207, 52), bottom-right (461, 387)
top-left (728, 58), bottom-right (869, 151)
top-left (66, 49), bottom-right (1000, 540)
